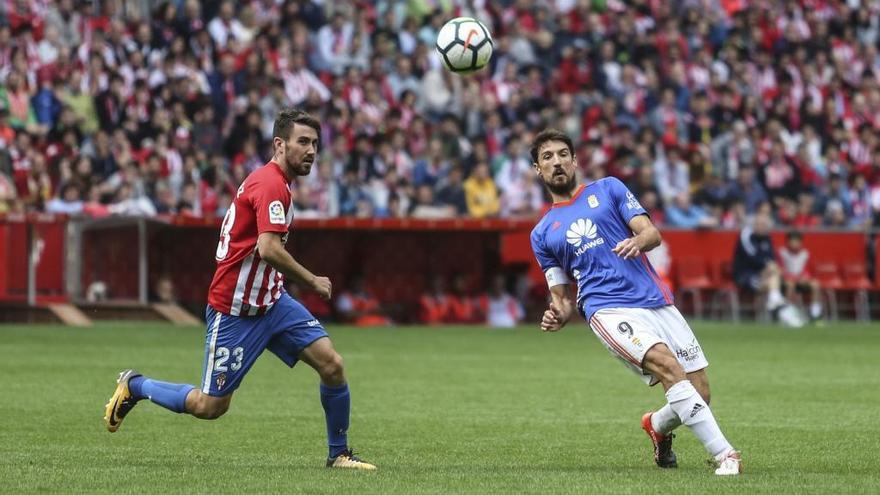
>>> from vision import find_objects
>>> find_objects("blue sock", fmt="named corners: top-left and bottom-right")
top-left (320, 383), bottom-right (350, 458)
top-left (133, 376), bottom-right (194, 414)
top-left (129, 375), bottom-right (146, 398)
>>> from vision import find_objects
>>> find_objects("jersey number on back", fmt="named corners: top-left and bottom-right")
top-left (215, 204), bottom-right (237, 260)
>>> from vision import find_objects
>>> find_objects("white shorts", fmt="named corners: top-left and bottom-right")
top-left (588, 305), bottom-right (708, 386)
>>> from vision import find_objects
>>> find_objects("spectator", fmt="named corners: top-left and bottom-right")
top-left (0, 71), bottom-right (40, 133)
top-left (728, 166), bottom-right (769, 215)
top-left (436, 166), bottom-right (467, 216)
top-left (419, 275), bottom-right (450, 325)
top-left (0, 165), bottom-right (18, 214)
top-left (665, 192), bottom-right (717, 229)
top-left (45, 183), bottom-right (84, 214)
top-left (463, 162), bottom-right (500, 218)
top-left (479, 274), bottom-right (525, 328)
top-left (777, 231), bottom-right (823, 321)
top-left (410, 184), bottom-right (455, 219)
top-left (412, 138), bottom-right (449, 187)
top-left (447, 274), bottom-right (481, 324)
top-left (282, 50), bottom-right (331, 107)
top-left (654, 146), bottom-right (690, 204)
top-left (499, 169), bottom-right (544, 217)
top-left (758, 141), bottom-right (801, 205)
top-left (732, 212), bottom-right (799, 323)
top-left (207, 1), bottom-right (247, 50)
top-left (316, 12), bottom-right (354, 75)
top-left (335, 275), bottom-right (392, 327)
top-left (150, 275), bottom-right (177, 304)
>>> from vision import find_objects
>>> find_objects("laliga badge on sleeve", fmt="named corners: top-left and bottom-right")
top-left (588, 194), bottom-right (599, 208)
top-left (268, 200), bottom-right (286, 224)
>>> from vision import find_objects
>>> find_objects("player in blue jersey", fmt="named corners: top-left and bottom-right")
top-left (529, 129), bottom-right (741, 476)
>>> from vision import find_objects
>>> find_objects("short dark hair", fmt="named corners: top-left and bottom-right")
top-left (272, 108), bottom-right (321, 143)
top-left (530, 128), bottom-right (574, 163)
top-left (786, 230), bottom-right (803, 241)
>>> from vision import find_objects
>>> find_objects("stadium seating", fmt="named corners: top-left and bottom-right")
top-left (675, 258), bottom-right (713, 320)
top-left (813, 262), bottom-right (844, 322)
top-left (841, 263), bottom-right (873, 322)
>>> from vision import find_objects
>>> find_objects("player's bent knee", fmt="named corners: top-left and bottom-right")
top-left (189, 393), bottom-right (231, 420)
top-left (643, 345), bottom-right (685, 385)
top-left (319, 353), bottom-right (345, 383)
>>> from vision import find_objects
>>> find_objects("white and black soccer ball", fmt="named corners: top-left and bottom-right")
top-left (435, 17), bottom-right (493, 75)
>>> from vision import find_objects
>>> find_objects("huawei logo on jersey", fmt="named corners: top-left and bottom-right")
top-left (566, 218), bottom-right (598, 246)
top-left (566, 218), bottom-right (604, 255)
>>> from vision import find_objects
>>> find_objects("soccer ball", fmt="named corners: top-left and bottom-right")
top-left (435, 17), bottom-right (493, 74)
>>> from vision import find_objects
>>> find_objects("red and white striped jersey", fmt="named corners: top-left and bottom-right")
top-left (778, 246), bottom-right (811, 278)
top-left (208, 161), bottom-right (294, 316)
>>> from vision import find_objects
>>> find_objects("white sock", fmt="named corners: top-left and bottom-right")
top-left (810, 302), bottom-right (822, 319)
top-left (666, 380), bottom-right (733, 459)
top-left (767, 290), bottom-right (785, 310)
top-left (650, 404), bottom-right (682, 435)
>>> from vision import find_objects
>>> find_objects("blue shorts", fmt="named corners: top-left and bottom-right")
top-left (200, 291), bottom-right (329, 397)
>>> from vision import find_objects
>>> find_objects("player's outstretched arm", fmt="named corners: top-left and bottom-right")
top-left (612, 214), bottom-right (662, 260)
top-left (256, 232), bottom-right (332, 299)
top-left (541, 283), bottom-right (575, 332)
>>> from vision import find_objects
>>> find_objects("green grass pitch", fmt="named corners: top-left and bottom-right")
top-left (1, 321), bottom-right (878, 494)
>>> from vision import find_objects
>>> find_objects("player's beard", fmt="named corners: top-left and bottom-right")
top-left (285, 144), bottom-right (313, 176)
top-left (544, 170), bottom-right (577, 196)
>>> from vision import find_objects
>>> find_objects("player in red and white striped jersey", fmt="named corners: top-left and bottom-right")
top-left (103, 109), bottom-right (376, 470)
top-left (207, 151), bottom-right (295, 316)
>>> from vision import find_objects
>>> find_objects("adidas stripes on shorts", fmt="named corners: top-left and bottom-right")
top-left (587, 305), bottom-right (708, 386)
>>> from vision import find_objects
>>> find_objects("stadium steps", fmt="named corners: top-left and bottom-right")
top-left (47, 303), bottom-right (92, 327)
top-left (75, 300), bottom-right (200, 325)
top-left (152, 303), bottom-right (202, 326)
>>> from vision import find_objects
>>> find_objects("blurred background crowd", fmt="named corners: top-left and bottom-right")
top-left (2, 0), bottom-right (880, 230)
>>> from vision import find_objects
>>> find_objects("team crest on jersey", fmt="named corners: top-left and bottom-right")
top-left (268, 200), bottom-right (286, 224)
top-left (216, 372), bottom-right (227, 390)
top-left (588, 194), bottom-right (599, 208)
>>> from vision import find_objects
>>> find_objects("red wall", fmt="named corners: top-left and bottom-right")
top-left (1, 216), bottom-right (876, 307)
top-left (503, 229), bottom-right (872, 289)
top-left (0, 215), bottom-right (67, 303)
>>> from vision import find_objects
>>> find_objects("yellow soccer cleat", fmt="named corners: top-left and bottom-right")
top-left (325, 449), bottom-right (377, 471)
top-left (103, 369), bottom-right (141, 433)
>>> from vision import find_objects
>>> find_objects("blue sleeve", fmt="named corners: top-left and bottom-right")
top-left (530, 227), bottom-right (560, 272)
top-left (606, 177), bottom-right (648, 224)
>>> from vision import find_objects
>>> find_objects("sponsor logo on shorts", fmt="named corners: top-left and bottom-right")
top-left (306, 319), bottom-right (321, 327)
top-left (676, 340), bottom-right (703, 362)
top-left (631, 337), bottom-right (642, 348)
top-left (216, 372), bottom-right (227, 390)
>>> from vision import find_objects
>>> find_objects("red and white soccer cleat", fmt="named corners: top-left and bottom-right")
top-left (641, 412), bottom-right (677, 468)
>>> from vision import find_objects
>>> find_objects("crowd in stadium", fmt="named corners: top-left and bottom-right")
top-left (1, 0), bottom-right (880, 230)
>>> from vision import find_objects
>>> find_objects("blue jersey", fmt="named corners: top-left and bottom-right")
top-left (530, 177), bottom-right (673, 319)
